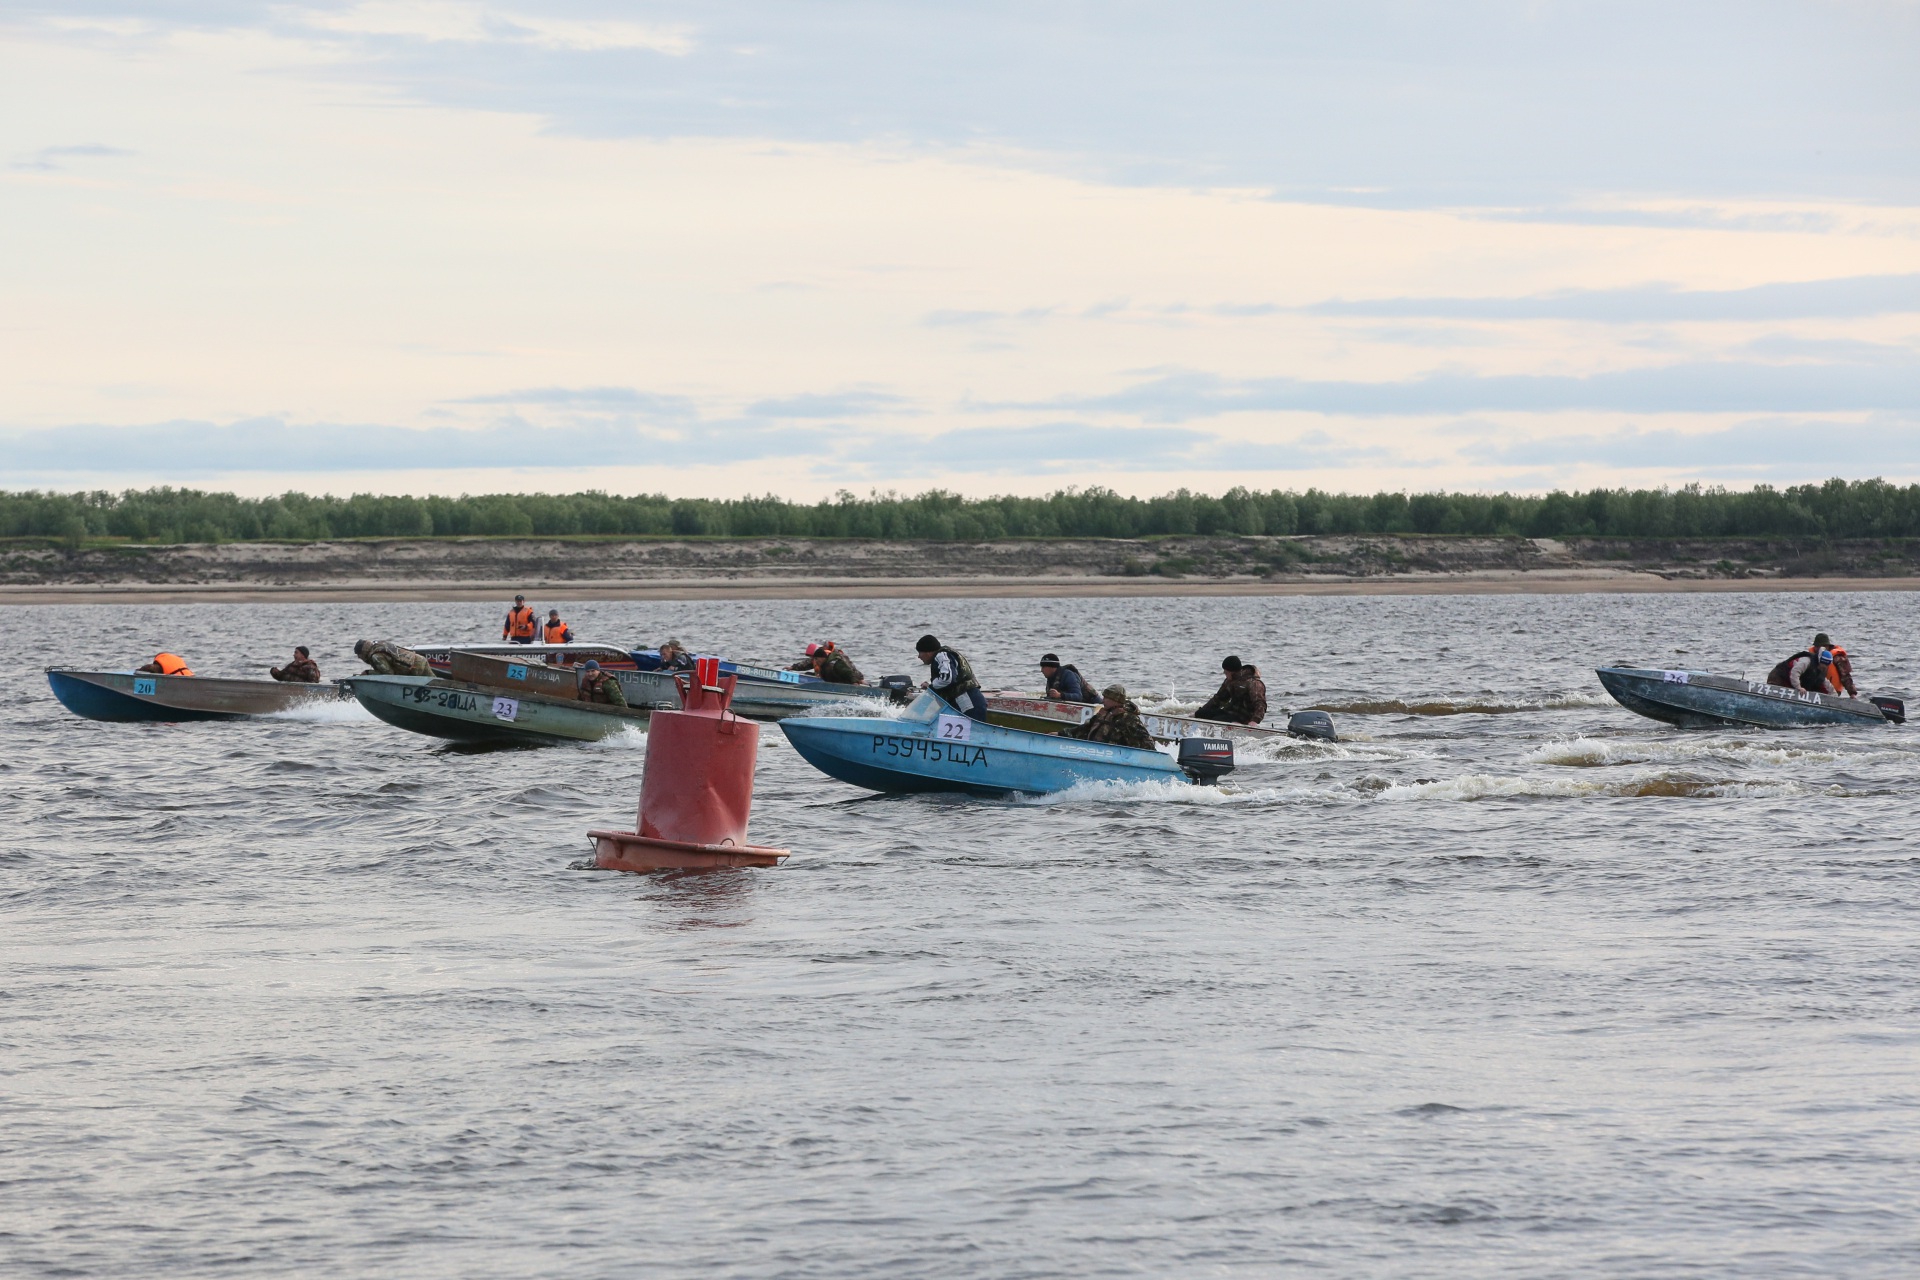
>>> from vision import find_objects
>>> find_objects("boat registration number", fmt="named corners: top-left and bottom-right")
top-left (405, 687), bottom-right (481, 711)
top-left (871, 734), bottom-right (988, 768)
top-left (1661, 670), bottom-right (1690, 684)
top-left (492, 697), bottom-right (520, 722)
top-left (133, 678), bottom-right (157, 695)
top-left (507, 664), bottom-right (528, 681)
top-left (935, 714), bottom-right (973, 742)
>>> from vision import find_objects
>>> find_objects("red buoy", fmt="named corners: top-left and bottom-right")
top-left (589, 657), bottom-right (790, 873)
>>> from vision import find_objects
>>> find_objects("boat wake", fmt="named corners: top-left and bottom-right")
top-left (583, 725), bottom-right (650, 751)
top-left (268, 700), bottom-right (378, 724)
top-left (1518, 735), bottom-right (1899, 769)
top-left (1366, 768), bottom-right (1829, 801)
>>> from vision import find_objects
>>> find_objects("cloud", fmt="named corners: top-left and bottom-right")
top-left (1030, 358), bottom-right (1920, 422)
top-left (1461, 414), bottom-right (1920, 474)
top-left (10, 143), bottom-right (134, 172)
top-left (449, 386), bottom-right (697, 415)
top-left (1305, 274), bottom-right (1920, 324)
top-left (745, 390), bottom-right (906, 419)
top-left (18, 0), bottom-right (1919, 205)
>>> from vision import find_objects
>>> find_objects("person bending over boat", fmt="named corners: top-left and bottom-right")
top-left (270, 646), bottom-right (320, 683)
top-left (1801, 632), bottom-right (1858, 696)
top-left (1039, 653), bottom-right (1098, 704)
top-left (1193, 656), bottom-right (1267, 725)
top-left (1766, 645), bottom-right (1835, 694)
top-left (503, 594), bottom-right (538, 644)
top-left (354, 639), bottom-right (432, 677)
top-left (656, 639), bottom-right (695, 671)
top-left (1070, 685), bottom-right (1155, 750)
top-left (543, 610), bottom-right (574, 644)
top-left (916, 634), bottom-right (989, 721)
top-left (576, 661), bottom-right (628, 707)
top-left (136, 652), bottom-right (194, 677)
top-left (811, 641), bottom-right (863, 685)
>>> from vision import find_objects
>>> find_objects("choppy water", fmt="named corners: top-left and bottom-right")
top-left (6, 591), bottom-right (1920, 1278)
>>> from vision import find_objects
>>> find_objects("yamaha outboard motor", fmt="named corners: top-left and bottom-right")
top-left (1869, 695), bottom-right (1906, 724)
top-left (876, 674), bottom-right (917, 704)
top-left (1287, 709), bottom-right (1338, 742)
top-left (1177, 737), bottom-right (1235, 784)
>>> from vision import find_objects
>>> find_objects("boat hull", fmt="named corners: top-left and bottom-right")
top-left (1596, 667), bottom-right (1891, 730)
top-left (779, 693), bottom-right (1188, 796)
top-left (342, 675), bottom-right (653, 745)
top-left (47, 669), bottom-right (347, 722)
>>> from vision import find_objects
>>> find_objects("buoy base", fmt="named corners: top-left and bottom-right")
top-left (588, 829), bottom-right (789, 874)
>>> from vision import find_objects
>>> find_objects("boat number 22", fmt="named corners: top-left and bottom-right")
top-left (935, 714), bottom-right (973, 742)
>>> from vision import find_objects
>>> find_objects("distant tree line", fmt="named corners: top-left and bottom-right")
top-left (4, 481), bottom-right (1920, 545)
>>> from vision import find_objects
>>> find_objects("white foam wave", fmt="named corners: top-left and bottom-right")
top-left (583, 725), bottom-right (650, 750)
top-left (1008, 776), bottom-right (1285, 807)
top-left (1521, 736), bottom-right (1856, 769)
top-left (1372, 769), bottom-right (1822, 801)
top-left (269, 700), bottom-right (378, 724)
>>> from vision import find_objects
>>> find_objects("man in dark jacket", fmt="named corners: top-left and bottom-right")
top-left (1193, 655), bottom-right (1267, 725)
top-left (1039, 653), bottom-right (1097, 703)
top-left (813, 642), bottom-right (864, 685)
top-left (269, 645), bottom-right (321, 683)
top-left (577, 660), bottom-right (628, 706)
top-left (354, 639), bottom-right (432, 676)
top-left (917, 633), bottom-right (988, 720)
top-left (1071, 684), bottom-right (1156, 749)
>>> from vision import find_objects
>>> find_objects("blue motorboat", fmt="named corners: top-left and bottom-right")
top-left (48, 668), bottom-right (350, 723)
top-left (1597, 666), bottom-right (1905, 730)
top-left (778, 692), bottom-right (1235, 797)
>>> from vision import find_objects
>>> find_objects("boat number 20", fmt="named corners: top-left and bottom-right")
top-left (935, 714), bottom-right (974, 742)
top-left (133, 678), bottom-right (157, 695)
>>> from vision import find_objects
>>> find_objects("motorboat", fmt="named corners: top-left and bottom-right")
top-left (46, 668), bottom-right (350, 723)
top-left (778, 692), bottom-right (1236, 797)
top-left (1596, 666), bottom-right (1905, 730)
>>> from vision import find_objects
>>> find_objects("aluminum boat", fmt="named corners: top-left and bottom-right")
top-left (46, 668), bottom-right (350, 723)
top-left (1596, 666), bottom-right (1905, 730)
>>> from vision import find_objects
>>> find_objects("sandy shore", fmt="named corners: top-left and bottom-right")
top-left (10, 571), bottom-right (1920, 605)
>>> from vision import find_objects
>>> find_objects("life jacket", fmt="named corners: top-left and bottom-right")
top-left (505, 605), bottom-right (537, 640)
top-left (1767, 651), bottom-right (1827, 692)
top-left (543, 618), bottom-right (571, 643)
top-left (938, 646), bottom-right (979, 692)
top-left (152, 652), bottom-right (193, 677)
top-left (1830, 646), bottom-right (1855, 696)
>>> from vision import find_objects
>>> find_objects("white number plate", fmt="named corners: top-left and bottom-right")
top-left (1661, 671), bottom-right (1690, 684)
top-left (492, 697), bottom-right (520, 721)
top-left (935, 714), bottom-right (973, 742)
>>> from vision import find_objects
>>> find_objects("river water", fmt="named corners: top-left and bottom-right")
top-left (6, 591), bottom-right (1920, 1277)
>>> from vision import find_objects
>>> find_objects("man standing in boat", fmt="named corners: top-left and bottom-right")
top-left (543, 610), bottom-right (574, 644)
top-left (269, 646), bottom-right (321, 683)
top-left (1070, 684), bottom-right (1156, 749)
top-left (1193, 656), bottom-right (1267, 725)
top-left (916, 634), bottom-right (989, 721)
top-left (503, 595), bottom-right (538, 645)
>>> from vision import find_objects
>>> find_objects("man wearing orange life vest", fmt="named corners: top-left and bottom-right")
top-left (543, 610), bottom-right (574, 644)
top-left (1809, 632), bottom-right (1859, 696)
top-left (503, 594), bottom-right (538, 644)
top-left (136, 652), bottom-right (194, 677)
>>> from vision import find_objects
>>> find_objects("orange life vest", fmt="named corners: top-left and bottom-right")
top-left (543, 618), bottom-right (571, 643)
top-left (153, 652), bottom-right (193, 677)
top-left (505, 604), bottom-right (537, 640)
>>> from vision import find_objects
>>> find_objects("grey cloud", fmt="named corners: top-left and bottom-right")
top-left (450, 386), bottom-right (698, 415)
top-left (10, 143), bottom-right (134, 171)
top-left (1306, 274), bottom-right (1920, 324)
top-left (745, 390), bottom-right (906, 418)
top-left (1461, 414), bottom-right (1920, 473)
top-left (21, 1), bottom-right (1920, 206)
top-left (1032, 358), bottom-right (1920, 422)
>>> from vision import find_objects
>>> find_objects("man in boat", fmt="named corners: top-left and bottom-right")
top-left (543, 610), bottom-right (574, 644)
top-left (136, 652), bottom-right (194, 677)
top-left (656, 638), bottom-right (695, 671)
top-left (354, 639), bottom-right (433, 677)
top-left (576, 660), bottom-right (628, 707)
top-left (811, 641), bottom-right (864, 685)
top-left (1803, 632), bottom-right (1858, 696)
top-left (1039, 653), bottom-right (1097, 704)
top-left (503, 594), bottom-right (538, 644)
top-left (1069, 684), bottom-right (1156, 749)
top-left (916, 633), bottom-right (989, 721)
top-left (1193, 655), bottom-right (1267, 725)
top-left (1766, 645), bottom-right (1835, 694)
top-left (269, 646), bottom-right (321, 683)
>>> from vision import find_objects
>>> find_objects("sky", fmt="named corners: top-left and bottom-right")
top-left (2, 0), bottom-right (1918, 500)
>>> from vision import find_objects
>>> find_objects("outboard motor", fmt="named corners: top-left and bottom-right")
top-left (876, 674), bottom-right (917, 704)
top-left (1177, 737), bottom-right (1235, 784)
top-left (1287, 709), bottom-right (1338, 742)
top-left (1869, 695), bottom-right (1906, 724)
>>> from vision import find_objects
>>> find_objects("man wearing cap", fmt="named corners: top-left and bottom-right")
top-left (1193, 655), bottom-right (1267, 725)
top-left (1070, 684), bottom-right (1155, 749)
top-left (269, 645), bottom-right (321, 683)
top-left (503, 594), bottom-right (538, 644)
top-left (577, 660), bottom-right (628, 706)
top-left (1039, 653), bottom-right (1097, 704)
top-left (916, 634), bottom-right (988, 721)
top-left (656, 639), bottom-right (695, 672)
top-left (812, 641), bottom-right (864, 685)
top-left (542, 610), bottom-right (574, 644)
top-left (1767, 640), bottom-right (1837, 693)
